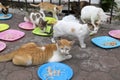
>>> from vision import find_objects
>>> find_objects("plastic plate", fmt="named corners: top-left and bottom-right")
top-left (0, 23), bottom-right (9, 32)
top-left (45, 17), bottom-right (57, 24)
top-left (0, 41), bottom-right (6, 52)
top-left (37, 62), bottom-right (73, 80)
top-left (109, 30), bottom-right (120, 39)
top-left (91, 36), bottom-right (120, 49)
top-left (0, 13), bottom-right (12, 20)
top-left (32, 26), bottom-right (52, 37)
top-left (18, 22), bottom-right (35, 30)
top-left (0, 29), bottom-right (25, 41)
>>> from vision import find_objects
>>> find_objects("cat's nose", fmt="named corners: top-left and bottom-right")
top-left (59, 13), bottom-right (64, 16)
top-left (40, 27), bottom-right (44, 30)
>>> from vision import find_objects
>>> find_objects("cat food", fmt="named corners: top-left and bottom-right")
top-left (46, 67), bottom-right (61, 77)
top-left (103, 41), bottom-right (117, 46)
top-left (4, 15), bottom-right (9, 17)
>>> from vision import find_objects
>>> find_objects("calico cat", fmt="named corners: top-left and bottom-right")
top-left (24, 10), bottom-right (47, 31)
top-left (0, 39), bottom-right (74, 66)
top-left (51, 15), bottom-right (94, 48)
top-left (0, 2), bottom-right (9, 15)
top-left (70, 1), bottom-right (89, 18)
top-left (30, 2), bottom-right (63, 20)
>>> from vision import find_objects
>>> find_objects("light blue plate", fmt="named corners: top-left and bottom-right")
top-left (0, 13), bottom-right (12, 20)
top-left (37, 62), bottom-right (73, 80)
top-left (91, 36), bottom-right (120, 49)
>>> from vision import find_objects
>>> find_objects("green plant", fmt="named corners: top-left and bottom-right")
top-left (101, 0), bottom-right (117, 12)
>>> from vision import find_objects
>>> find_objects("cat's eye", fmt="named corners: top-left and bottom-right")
top-left (66, 48), bottom-right (69, 50)
top-left (61, 48), bottom-right (64, 50)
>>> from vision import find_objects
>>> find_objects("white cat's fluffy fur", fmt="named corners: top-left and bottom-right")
top-left (81, 5), bottom-right (110, 35)
top-left (62, 14), bottom-right (79, 23)
top-left (52, 15), bottom-right (92, 48)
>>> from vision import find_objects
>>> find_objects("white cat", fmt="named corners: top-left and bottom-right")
top-left (81, 5), bottom-right (110, 35)
top-left (52, 15), bottom-right (93, 48)
top-left (62, 14), bottom-right (80, 22)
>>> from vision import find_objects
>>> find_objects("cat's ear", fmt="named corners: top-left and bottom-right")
top-left (56, 40), bottom-right (61, 46)
top-left (56, 5), bottom-right (63, 10)
top-left (6, 6), bottom-right (9, 8)
top-left (61, 5), bottom-right (63, 7)
top-left (56, 7), bottom-right (59, 10)
top-left (45, 20), bottom-right (48, 23)
top-left (59, 5), bottom-right (63, 8)
top-left (87, 23), bottom-right (94, 31)
top-left (69, 41), bottom-right (75, 46)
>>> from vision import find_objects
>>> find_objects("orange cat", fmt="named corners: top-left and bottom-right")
top-left (0, 2), bottom-right (9, 15)
top-left (30, 2), bottom-right (63, 20)
top-left (0, 39), bottom-right (74, 66)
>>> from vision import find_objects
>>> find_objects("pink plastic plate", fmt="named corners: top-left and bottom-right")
top-left (18, 22), bottom-right (35, 30)
top-left (109, 30), bottom-right (120, 39)
top-left (0, 29), bottom-right (25, 41)
top-left (0, 41), bottom-right (6, 52)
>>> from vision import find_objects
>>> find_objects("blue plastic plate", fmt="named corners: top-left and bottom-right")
top-left (0, 13), bottom-right (12, 20)
top-left (37, 62), bottom-right (73, 80)
top-left (91, 36), bottom-right (120, 49)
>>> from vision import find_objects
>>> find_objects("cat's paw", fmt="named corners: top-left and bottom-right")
top-left (67, 55), bottom-right (72, 59)
top-left (51, 38), bottom-right (56, 43)
top-left (90, 31), bottom-right (97, 36)
top-left (81, 44), bottom-right (86, 48)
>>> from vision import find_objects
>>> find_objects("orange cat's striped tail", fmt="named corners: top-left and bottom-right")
top-left (30, 3), bottom-right (40, 7)
top-left (0, 52), bottom-right (15, 62)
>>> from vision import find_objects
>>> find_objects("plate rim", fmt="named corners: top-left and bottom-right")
top-left (18, 22), bottom-right (35, 30)
top-left (0, 29), bottom-right (25, 41)
top-left (0, 13), bottom-right (13, 20)
top-left (37, 62), bottom-right (73, 80)
top-left (32, 26), bottom-right (52, 37)
top-left (0, 41), bottom-right (6, 51)
top-left (91, 36), bottom-right (120, 49)
top-left (109, 30), bottom-right (120, 39)
top-left (0, 23), bottom-right (9, 31)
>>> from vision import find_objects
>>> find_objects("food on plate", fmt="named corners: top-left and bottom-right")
top-left (103, 41), bottom-right (117, 46)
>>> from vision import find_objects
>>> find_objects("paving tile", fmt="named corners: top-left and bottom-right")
top-left (0, 11), bottom-right (120, 80)
top-left (110, 67), bottom-right (120, 80)
top-left (87, 72), bottom-right (114, 80)
top-left (7, 70), bottom-right (32, 80)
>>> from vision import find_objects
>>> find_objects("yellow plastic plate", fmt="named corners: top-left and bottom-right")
top-left (32, 26), bottom-right (52, 37)
top-left (0, 23), bottom-right (9, 32)
top-left (45, 17), bottom-right (57, 24)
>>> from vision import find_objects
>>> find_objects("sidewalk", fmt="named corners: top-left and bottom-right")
top-left (0, 12), bottom-right (120, 80)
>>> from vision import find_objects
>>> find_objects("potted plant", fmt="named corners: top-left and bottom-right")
top-left (101, 0), bottom-right (117, 12)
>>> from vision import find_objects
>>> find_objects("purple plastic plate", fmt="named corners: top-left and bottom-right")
top-left (109, 30), bottom-right (120, 39)
top-left (0, 41), bottom-right (6, 52)
top-left (0, 29), bottom-right (25, 41)
top-left (19, 22), bottom-right (35, 30)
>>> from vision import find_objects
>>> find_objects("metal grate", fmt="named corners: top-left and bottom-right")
top-left (0, 0), bottom-right (91, 10)
top-left (0, 0), bottom-right (114, 23)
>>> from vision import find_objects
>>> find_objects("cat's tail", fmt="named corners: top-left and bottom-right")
top-left (0, 52), bottom-right (15, 62)
top-left (30, 3), bottom-right (40, 7)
